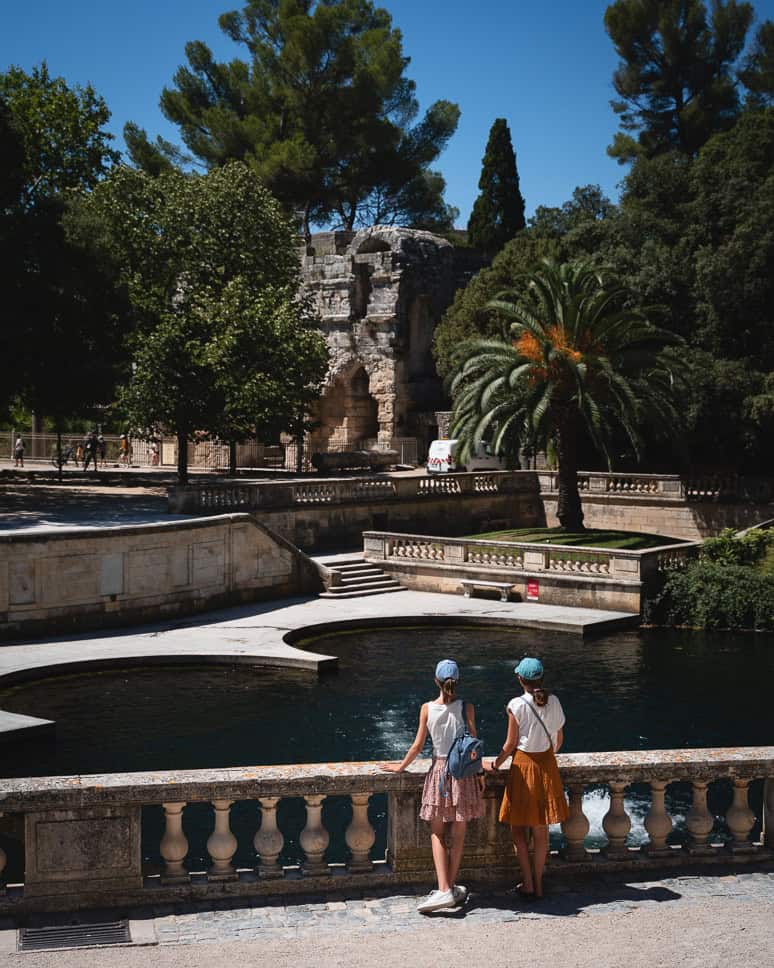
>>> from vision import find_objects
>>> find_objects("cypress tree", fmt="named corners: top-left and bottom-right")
top-left (467, 118), bottom-right (525, 256)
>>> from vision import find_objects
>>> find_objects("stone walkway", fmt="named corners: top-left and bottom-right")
top-left (2, 869), bottom-right (772, 966)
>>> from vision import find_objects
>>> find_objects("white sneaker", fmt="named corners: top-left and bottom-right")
top-left (417, 888), bottom-right (456, 913)
top-left (452, 884), bottom-right (468, 905)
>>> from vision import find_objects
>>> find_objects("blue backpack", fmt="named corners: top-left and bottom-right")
top-left (442, 701), bottom-right (484, 795)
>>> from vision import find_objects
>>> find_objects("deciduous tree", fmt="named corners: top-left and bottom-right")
top-left (81, 163), bottom-right (328, 483)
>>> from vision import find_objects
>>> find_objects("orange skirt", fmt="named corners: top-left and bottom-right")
top-left (499, 749), bottom-right (569, 827)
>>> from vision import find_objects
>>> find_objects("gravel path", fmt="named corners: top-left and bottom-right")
top-left (3, 870), bottom-right (773, 967)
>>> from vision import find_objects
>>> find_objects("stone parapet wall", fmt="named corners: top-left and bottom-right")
top-left (541, 495), bottom-right (774, 542)
top-left (1, 748), bottom-right (771, 913)
top-left (362, 531), bottom-right (698, 613)
top-left (0, 515), bottom-right (321, 640)
top-left (169, 471), bottom-right (543, 551)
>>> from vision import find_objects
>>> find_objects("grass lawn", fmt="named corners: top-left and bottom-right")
top-left (464, 527), bottom-right (681, 550)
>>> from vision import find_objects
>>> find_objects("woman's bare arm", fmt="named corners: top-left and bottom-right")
top-left (555, 727), bottom-right (564, 752)
top-left (382, 703), bottom-right (429, 772)
top-left (486, 709), bottom-right (520, 771)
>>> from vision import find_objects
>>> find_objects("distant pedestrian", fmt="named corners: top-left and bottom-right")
top-left (97, 433), bottom-right (107, 467)
top-left (76, 441), bottom-right (84, 464)
top-left (83, 431), bottom-right (99, 471)
top-left (13, 436), bottom-right (24, 467)
top-left (150, 440), bottom-right (160, 466)
top-left (119, 433), bottom-right (129, 465)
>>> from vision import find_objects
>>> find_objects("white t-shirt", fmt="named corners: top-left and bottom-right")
top-left (507, 693), bottom-right (565, 753)
top-left (426, 699), bottom-right (465, 757)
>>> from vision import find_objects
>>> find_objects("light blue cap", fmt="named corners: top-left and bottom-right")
top-left (435, 658), bottom-right (459, 681)
top-left (514, 657), bottom-right (544, 680)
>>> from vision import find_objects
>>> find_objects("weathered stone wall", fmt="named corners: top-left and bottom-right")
top-left (300, 226), bottom-right (459, 458)
top-left (0, 516), bottom-right (321, 640)
top-left (542, 495), bottom-right (774, 541)
top-left (260, 488), bottom-right (543, 552)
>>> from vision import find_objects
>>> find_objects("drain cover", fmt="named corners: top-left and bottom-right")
top-left (18, 920), bottom-right (131, 952)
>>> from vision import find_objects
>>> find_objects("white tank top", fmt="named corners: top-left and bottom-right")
top-left (426, 699), bottom-right (465, 757)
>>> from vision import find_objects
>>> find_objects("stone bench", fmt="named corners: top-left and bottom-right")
top-left (460, 579), bottom-right (514, 602)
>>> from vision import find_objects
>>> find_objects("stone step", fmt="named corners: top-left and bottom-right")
top-left (333, 577), bottom-right (401, 591)
top-left (319, 586), bottom-right (407, 599)
top-left (339, 571), bottom-right (386, 584)
top-left (317, 557), bottom-right (367, 569)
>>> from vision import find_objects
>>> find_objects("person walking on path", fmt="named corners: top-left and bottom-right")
top-left (485, 656), bottom-right (568, 901)
top-left (383, 659), bottom-right (485, 914)
top-left (83, 431), bottom-right (99, 471)
top-left (97, 433), bottom-right (107, 468)
top-left (13, 436), bottom-right (24, 467)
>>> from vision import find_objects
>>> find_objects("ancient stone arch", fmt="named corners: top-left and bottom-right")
top-left (300, 226), bottom-right (482, 461)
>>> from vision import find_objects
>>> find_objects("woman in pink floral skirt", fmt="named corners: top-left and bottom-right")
top-left (383, 659), bottom-right (484, 913)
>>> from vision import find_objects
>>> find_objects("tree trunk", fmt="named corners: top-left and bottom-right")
top-left (177, 431), bottom-right (188, 485)
top-left (295, 434), bottom-right (303, 474)
top-left (555, 413), bottom-right (584, 531)
top-left (229, 441), bottom-right (237, 477)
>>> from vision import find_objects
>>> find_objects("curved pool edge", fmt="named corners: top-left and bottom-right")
top-left (0, 646), bottom-right (337, 744)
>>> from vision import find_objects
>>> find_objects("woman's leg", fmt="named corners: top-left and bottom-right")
top-left (446, 820), bottom-right (467, 887)
top-left (510, 825), bottom-right (534, 893)
top-left (531, 825), bottom-right (549, 897)
top-left (429, 819), bottom-right (451, 892)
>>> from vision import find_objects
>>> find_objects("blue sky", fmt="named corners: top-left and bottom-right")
top-left (3, 0), bottom-right (773, 225)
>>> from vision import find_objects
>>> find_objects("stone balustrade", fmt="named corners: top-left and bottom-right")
top-left (364, 531), bottom-right (697, 585)
top-left (168, 471), bottom-right (536, 514)
top-left (539, 470), bottom-right (774, 504)
top-left (0, 748), bottom-right (771, 913)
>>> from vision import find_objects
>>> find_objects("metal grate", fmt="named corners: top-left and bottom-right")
top-left (18, 920), bottom-right (131, 952)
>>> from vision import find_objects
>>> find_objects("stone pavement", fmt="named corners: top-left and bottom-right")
top-left (2, 869), bottom-right (773, 967)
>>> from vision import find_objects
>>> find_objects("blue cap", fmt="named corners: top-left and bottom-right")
top-left (514, 657), bottom-right (544, 680)
top-left (435, 659), bottom-right (459, 681)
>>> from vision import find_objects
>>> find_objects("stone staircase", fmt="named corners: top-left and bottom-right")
top-left (318, 558), bottom-right (405, 599)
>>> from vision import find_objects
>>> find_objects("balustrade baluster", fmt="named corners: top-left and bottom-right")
top-left (254, 797), bottom-right (285, 879)
top-left (160, 802), bottom-right (189, 883)
top-left (643, 780), bottom-right (673, 856)
top-left (561, 784), bottom-right (590, 861)
top-left (345, 793), bottom-right (376, 872)
top-left (207, 799), bottom-right (238, 880)
top-left (300, 795), bottom-right (330, 876)
top-left (726, 780), bottom-right (756, 853)
top-left (685, 780), bottom-right (715, 854)
top-left (602, 782), bottom-right (632, 858)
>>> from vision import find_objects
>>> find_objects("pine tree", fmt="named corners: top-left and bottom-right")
top-left (467, 119), bottom-right (525, 256)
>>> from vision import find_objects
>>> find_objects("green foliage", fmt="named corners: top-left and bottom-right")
top-left (738, 20), bottom-right (774, 104)
top-left (467, 118), bottom-right (525, 256)
top-left (700, 528), bottom-right (772, 566)
top-left (0, 63), bottom-right (118, 207)
top-left (448, 258), bottom-right (683, 529)
top-left (0, 69), bottom-right (128, 427)
top-left (78, 162), bottom-right (328, 481)
top-left (650, 561), bottom-right (774, 630)
top-left (604, 0), bottom-right (757, 162)
top-left (141, 0), bottom-right (459, 232)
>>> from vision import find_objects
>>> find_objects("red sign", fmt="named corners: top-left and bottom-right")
top-left (526, 580), bottom-right (539, 601)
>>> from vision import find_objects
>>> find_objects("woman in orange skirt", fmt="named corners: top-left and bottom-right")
top-left (485, 656), bottom-right (568, 900)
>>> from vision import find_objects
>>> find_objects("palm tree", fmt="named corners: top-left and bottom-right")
top-left (449, 258), bottom-right (682, 530)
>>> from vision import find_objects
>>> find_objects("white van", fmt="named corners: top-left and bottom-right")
top-left (426, 438), bottom-right (506, 474)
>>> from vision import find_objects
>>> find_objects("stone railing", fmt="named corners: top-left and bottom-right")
top-left (169, 471), bottom-right (537, 514)
top-left (0, 748), bottom-right (771, 912)
top-left (363, 531), bottom-right (698, 584)
top-left (540, 471), bottom-right (774, 504)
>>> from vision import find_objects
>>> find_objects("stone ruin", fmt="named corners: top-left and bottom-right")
top-left (299, 226), bottom-right (483, 463)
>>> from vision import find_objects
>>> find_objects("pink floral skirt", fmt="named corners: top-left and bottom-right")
top-left (419, 756), bottom-right (485, 823)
